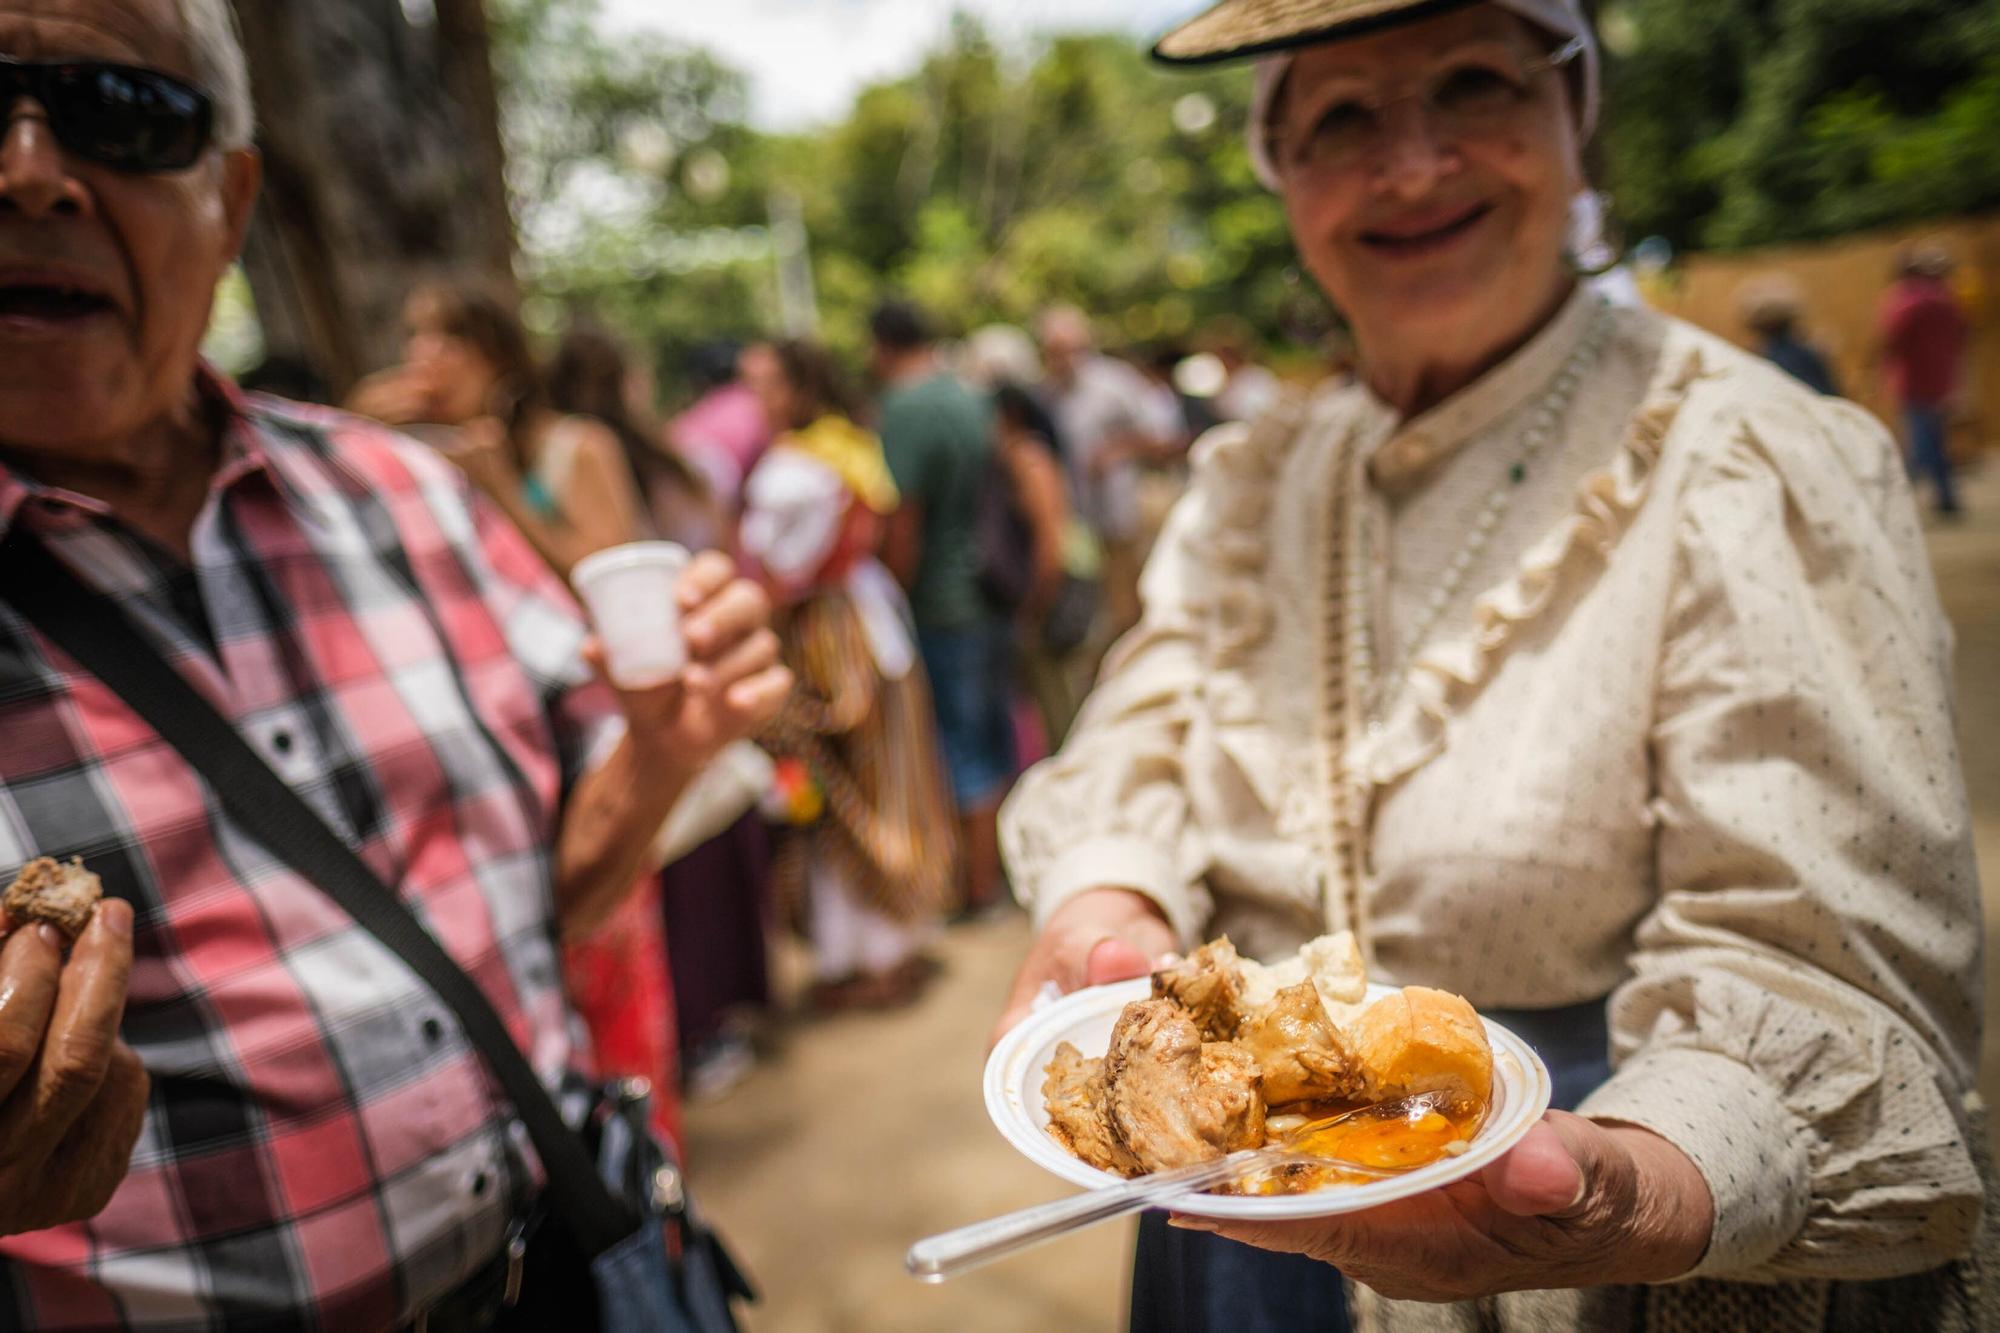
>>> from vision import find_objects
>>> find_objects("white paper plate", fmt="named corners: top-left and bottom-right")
top-left (985, 978), bottom-right (1553, 1219)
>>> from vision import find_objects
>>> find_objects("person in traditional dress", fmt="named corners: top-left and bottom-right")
top-left (740, 340), bottom-right (960, 1009)
top-left (995, 2), bottom-right (1993, 1330)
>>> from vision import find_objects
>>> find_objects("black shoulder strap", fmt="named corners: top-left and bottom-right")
top-left (1, 534), bottom-right (637, 1257)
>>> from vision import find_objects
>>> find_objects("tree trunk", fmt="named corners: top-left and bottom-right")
top-left (230, 0), bottom-right (516, 397)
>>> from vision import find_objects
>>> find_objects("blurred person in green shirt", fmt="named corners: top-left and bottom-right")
top-left (872, 301), bottom-right (1018, 917)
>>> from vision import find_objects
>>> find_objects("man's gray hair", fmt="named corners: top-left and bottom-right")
top-left (177, 0), bottom-right (255, 151)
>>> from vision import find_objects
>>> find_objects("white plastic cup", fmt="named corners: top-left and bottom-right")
top-left (571, 541), bottom-right (691, 689)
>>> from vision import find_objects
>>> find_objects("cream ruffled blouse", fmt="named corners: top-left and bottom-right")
top-left (1000, 287), bottom-right (1988, 1302)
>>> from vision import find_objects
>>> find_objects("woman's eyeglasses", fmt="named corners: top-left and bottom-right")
top-left (1271, 37), bottom-right (1586, 182)
top-left (0, 55), bottom-right (215, 173)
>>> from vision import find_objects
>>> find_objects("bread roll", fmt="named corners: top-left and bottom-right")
top-left (1351, 986), bottom-right (1493, 1112)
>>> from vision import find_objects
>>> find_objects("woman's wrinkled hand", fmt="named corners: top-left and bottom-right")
top-left (0, 901), bottom-right (150, 1239)
top-left (990, 887), bottom-right (1178, 1049)
top-left (591, 549), bottom-right (792, 778)
top-left (1172, 1112), bottom-right (1714, 1302)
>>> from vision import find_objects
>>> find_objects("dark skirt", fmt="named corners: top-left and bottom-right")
top-left (659, 813), bottom-right (773, 1054)
top-left (1130, 997), bottom-right (1615, 1333)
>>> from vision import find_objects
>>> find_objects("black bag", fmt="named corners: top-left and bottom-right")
top-left (974, 449), bottom-right (1036, 614)
top-left (2, 535), bottom-right (753, 1333)
top-left (1040, 572), bottom-right (1099, 656)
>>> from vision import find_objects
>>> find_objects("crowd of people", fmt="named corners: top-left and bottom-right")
top-left (0, 0), bottom-right (1991, 1330)
top-left (333, 270), bottom-right (1291, 1108)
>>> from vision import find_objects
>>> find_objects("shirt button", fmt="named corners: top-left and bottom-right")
top-left (423, 1018), bottom-right (445, 1044)
top-left (271, 729), bottom-right (294, 755)
top-left (471, 1171), bottom-right (491, 1197)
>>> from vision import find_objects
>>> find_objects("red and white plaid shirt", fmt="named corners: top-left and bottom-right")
top-left (0, 373), bottom-right (621, 1330)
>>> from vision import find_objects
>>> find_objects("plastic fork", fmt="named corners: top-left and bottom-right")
top-left (906, 1095), bottom-right (1440, 1283)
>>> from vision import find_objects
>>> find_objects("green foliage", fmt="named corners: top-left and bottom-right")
top-left (490, 0), bottom-right (773, 395)
top-left (491, 0), bottom-right (2000, 396)
top-left (1600, 0), bottom-right (2000, 251)
top-left (488, 2), bottom-right (1317, 401)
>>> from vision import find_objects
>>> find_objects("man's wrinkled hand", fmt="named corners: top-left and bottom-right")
top-left (0, 901), bottom-right (149, 1239)
top-left (990, 887), bottom-right (1177, 1049)
top-left (1170, 1111), bottom-right (1714, 1302)
top-left (591, 549), bottom-right (792, 776)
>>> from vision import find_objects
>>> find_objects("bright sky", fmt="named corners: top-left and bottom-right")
top-left (597, 0), bottom-right (1208, 129)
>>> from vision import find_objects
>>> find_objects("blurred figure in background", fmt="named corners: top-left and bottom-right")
top-left (992, 382), bottom-right (1098, 748)
top-left (670, 339), bottom-right (772, 519)
top-left (1138, 345), bottom-right (1217, 446)
top-left (347, 281), bottom-right (644, 577)
top-left (870, 301), bottom-right (1016, 919)
top-left (960, 323), bottom-right (1047, 404)
top-left (1037, 305), bottom-right (1173, 650)
top-left (1203, 315), bottom-right (1284, 423)
top-left (1738, 277), bottom-right (1839, 396)
top-left (741, 340), bottom-right (960, 1008)
top-left (1131, 345), bottom-right (1209, 576)
top-left (549, 323), bottom-right (725, 549)
top-left (549, 324), bottom-right (775, 1102)
top-left (1880, 245), bottom-right (1969, 517)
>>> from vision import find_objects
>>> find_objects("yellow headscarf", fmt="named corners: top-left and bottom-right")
top-left (782, 414), bottom-right (901, 516)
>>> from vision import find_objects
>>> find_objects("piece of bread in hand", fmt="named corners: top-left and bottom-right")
top-left (3, 857), bottom-right (104, 941)
top-left (1351, 985), bottom-right (1494, 1113)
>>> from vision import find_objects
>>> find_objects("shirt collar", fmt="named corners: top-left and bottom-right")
top-left (1364, 283), bottom-right (1603, 499)
top-left (0, 363), bottom-right (302, 543)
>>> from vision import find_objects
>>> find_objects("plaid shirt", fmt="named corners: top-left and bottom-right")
top-left (0, 373), bottom-right (620, 1331)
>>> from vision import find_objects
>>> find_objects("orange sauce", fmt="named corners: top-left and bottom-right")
top-left (1223, 1096), bottom-right (1486, 1196)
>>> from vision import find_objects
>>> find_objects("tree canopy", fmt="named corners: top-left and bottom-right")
top-left (1598, 0), bottom-right (2000, 250)
top-left (485, 0), bottom-right (2000, 395)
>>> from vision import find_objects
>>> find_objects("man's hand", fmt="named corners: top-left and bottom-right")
top-left (1171, 1112), bottom-right (1714, 1301)
top-left (555, 550), bottom-right (792, 936)
top-left (593, 549), bottom-right (792, 774)
top-left (990, 887), bottom-right (1177, 1048)
top-left (0, 901), bottom-right (149, 1239)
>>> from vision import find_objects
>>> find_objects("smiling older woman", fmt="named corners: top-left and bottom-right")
top-left (992, 2), bottom-right (1995, 1331)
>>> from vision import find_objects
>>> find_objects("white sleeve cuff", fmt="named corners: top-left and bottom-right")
top-left (1026, 834), bottom-right (1210, 949)
top-left (1579, 1046), bottom-right (1815, 1279)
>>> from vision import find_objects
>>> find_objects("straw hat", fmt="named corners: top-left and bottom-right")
top-left (1157, 0), bottom-right (1492, 63)
top-left (1156, 0), bottom-right (1601, 189)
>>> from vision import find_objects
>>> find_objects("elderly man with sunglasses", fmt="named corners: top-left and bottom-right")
top-left (0, 1), bottom-right (789, 1329)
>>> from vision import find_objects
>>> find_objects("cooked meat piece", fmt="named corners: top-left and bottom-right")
top-left (3, 857), bottom-right (102, 941)
top-left (1106, 999), bottom-right (1266, 1171)
top-left (1235, 980), bottom-right (1366, 1106)
top-left (1151, 938), bottom-right (1247, 1039)
top-left (1042, 1041), bottom-right (1143, 1176)
top-left (1351, 986), bottom-right (1494, 1114)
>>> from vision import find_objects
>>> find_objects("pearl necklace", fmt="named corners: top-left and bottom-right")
top-left (1349, 303), bottom-right (1610, 723)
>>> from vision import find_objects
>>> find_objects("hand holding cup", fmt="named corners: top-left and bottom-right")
top-left (576, 546), bottom-right (792, 774)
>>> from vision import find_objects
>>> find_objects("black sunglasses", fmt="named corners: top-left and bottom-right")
top-left (0, 55), bottom-right (214, 172)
